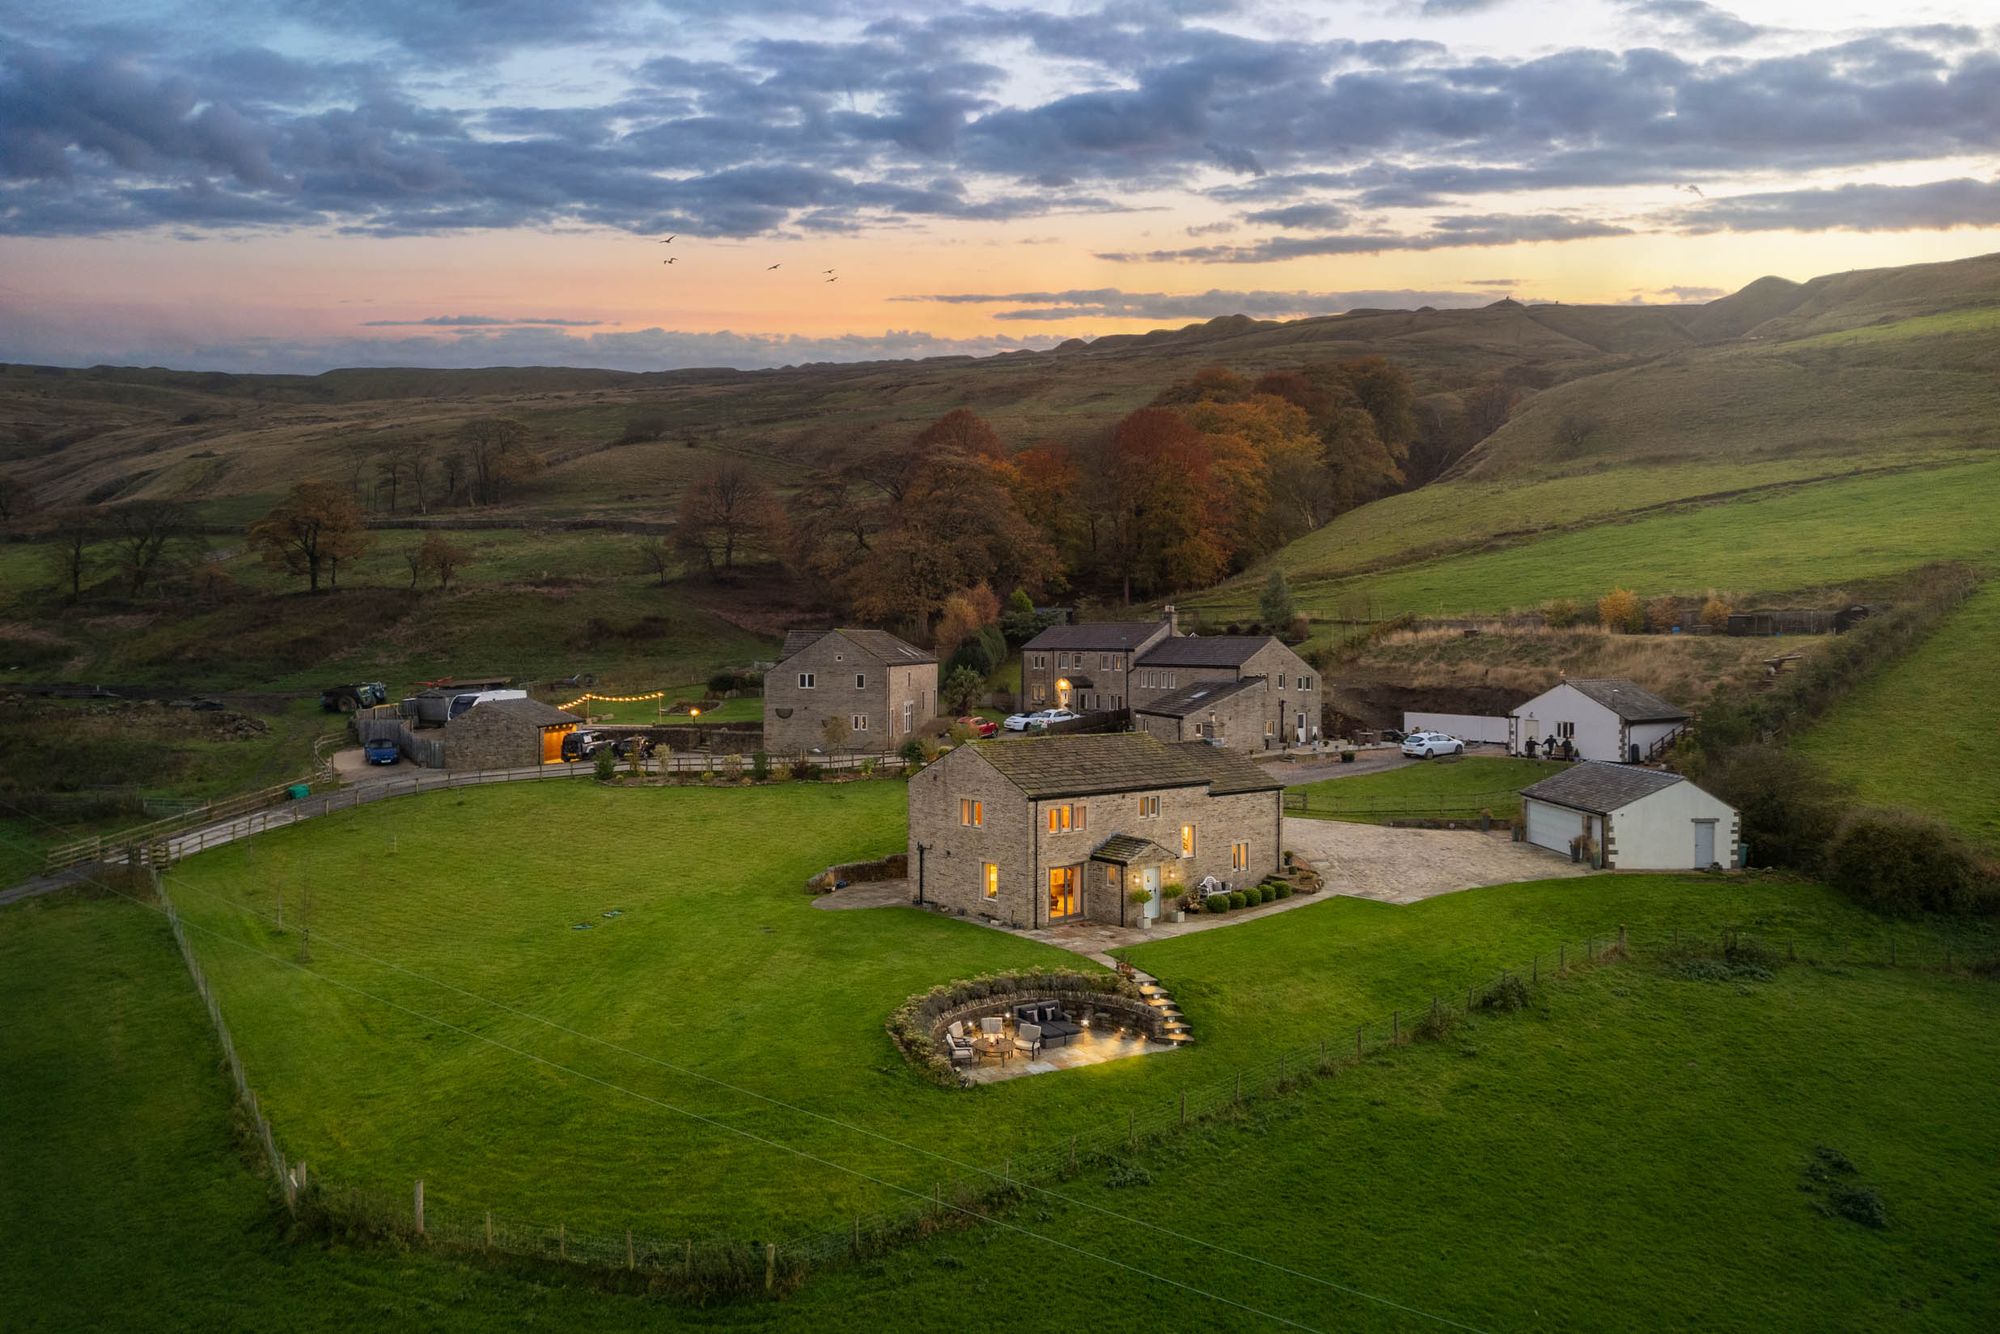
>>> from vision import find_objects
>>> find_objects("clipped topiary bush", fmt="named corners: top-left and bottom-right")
top-left (1205, 895), bottom-right (1230, 913)
top-left (1228, 891), bottom-right (1248, 910)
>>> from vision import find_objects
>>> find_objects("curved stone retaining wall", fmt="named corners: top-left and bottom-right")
top-left (886, 969), bottom-right (1158, 1085)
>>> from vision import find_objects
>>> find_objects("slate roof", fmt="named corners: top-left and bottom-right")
top-left (1023, 621), bottom-right (1170, 653)
top-left (777, 628), bottom-right (934, 665)
top-left (970, 732), bottom-right (1211, 799)
top-left (1133, 676), bottom-right (1265, 718)
top-left (1558, 679), bottom-right (1687, 722)
top-left (461, 697), bottom-right (580, 728)
top-left (1520, 762), bottom-right (1685, 815)
top-left (1136, 634), bottom-right (1282, 668)
top-left (1091, 834), bottom-right (1180, 865)
top-left (1173, 742), bottom-right (1287, 796)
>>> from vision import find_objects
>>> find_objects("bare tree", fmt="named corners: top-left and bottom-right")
top-left (41, 507), bottom-right (102, 602)
top-left (247, 482), bottom-right (369, 593)
top-left (456, 417), bottom-right (540, 506)
top-left (635, 536), bottom-right (673, 587)
top-left (405, 441), bottom-right (435, 514)
top-left (1553, 412), bottom-right (1601, 456)
top-left (1462, 379), bottom-right (1519, 441)
top-left (104, 499), bottom-right (187, 596)
top-left (376, 453), bottom-right (407, 512)
top-left (676, 460), bottom-right (776, 577)
top-left (416, 532), bottom-right (471, 591)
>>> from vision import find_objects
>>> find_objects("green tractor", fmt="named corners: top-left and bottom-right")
top-left (320, 682), bottom-right (389, 713)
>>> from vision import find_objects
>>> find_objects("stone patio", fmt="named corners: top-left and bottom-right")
top-left (958, 1021), bottom-right (1179, 1084)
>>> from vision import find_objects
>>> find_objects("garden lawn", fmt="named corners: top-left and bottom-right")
top-left (10, 887), bottom-right (1995, 1333)
top-left (1796, 578), bottom-right (2000, 853)
top-left (1288, 754), bottom-right (1565, 822)
top-left (160, 777), bottom-right (1978, 1249)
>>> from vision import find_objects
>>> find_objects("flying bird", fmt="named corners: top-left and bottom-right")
top-left (767, 263), bottom-right (782, 270)
top-left (662, 257), bottom-right (676, 264)
top-left (822, 268), bottom-right (836, 274)
top-left (658, 235), bottom-right (676, 244)
top-left (825, 276), bottom-right (838, 283)
top-left (1676, 183), bottom-right (1705, 198)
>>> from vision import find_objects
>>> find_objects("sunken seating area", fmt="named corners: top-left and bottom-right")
top-left (1012, 999), bottom-right (1083, 1047)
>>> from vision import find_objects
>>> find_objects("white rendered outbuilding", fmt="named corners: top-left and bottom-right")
top-left (1520, 763), bottom-right (1740, 870)
top-left (1510, 679), bottom-right (1689, 763)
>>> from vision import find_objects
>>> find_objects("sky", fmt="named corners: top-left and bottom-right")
top-left (2, 0), bottom-right (1998, 373)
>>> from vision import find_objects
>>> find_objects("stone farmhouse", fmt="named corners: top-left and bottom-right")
top-left (1509, 679), bottom-right (1689, 763)
top-left (765, 629), bottom-right (937, 754)
top-left (907, 732), bottom-right (1284, 930)
top-left (1022, 609), bottom-right (1321, 752)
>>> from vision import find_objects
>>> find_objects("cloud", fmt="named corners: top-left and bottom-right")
top-left (1621, 1), bottom-right (1768, 46)
top-left (360, 314), bottom-right (606, 327)
top-left (1653, 284), bottom-right (1726, 300)
top-left (891, 286), bottom-right (1495, 320)
top-left (1672, 177), bottom-right (2000, 234)
top-left (1100, 213), bottom-right (1634, 263)
top-left (1243, 202), bottom-right (1350, 229)
top-left (0, 318), bottom-right (1067, 375)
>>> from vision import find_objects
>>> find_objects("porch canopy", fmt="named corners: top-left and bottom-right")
top-left (1090, 834), bottom-right (1178, 866)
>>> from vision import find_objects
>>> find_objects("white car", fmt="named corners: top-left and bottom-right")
top-left (1002, 707), bottom-right (1079, 732)
top-left (1401, 731), bottom-right (1465, 758)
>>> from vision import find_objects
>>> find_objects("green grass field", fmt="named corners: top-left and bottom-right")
top-left (1797, 580), bottom-right (2000, 853)
top-left (159, 779), bottom-right (1982, 1249)
top-left (1288, 754), bottom-right (1565, 821)
top-left (1193, 456), bottom-right (2000, 624)
top-left (7, 883), bottom-right (1997, 1332)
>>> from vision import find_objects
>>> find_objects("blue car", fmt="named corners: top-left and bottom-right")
top-left (363, 737), bottom-right (401, 765)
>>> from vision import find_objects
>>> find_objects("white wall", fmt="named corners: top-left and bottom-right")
top-left (1606, 782), bottom-right (1739, 870)
top-left (1511, 684), bottom-right (1626, 761)
top-left (1403, 712), bottom-right (1510, 744)
top-left (1524, 801), bottom-right (1605, 864)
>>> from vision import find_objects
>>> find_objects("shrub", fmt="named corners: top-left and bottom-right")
top-left (1825, 1184), bottom-right (1889, 1230)
top-left (858, 756), bottom-right (877, 778)
top-left (1227, 891), bottom-right (1248, 910)
top-left (789, 758), bottom-right (822, 782)
top-left (1644, 594), bottom-right (1682, 634)
top-left (1825, 807), bottom-right (1997, 917)
top-left (1412, 1003), bottom-right (1462, 1042)
top-left (1673, 957), bottom-right (1773, 983)
top-left (1597, 586), bottom-right (1643, 633)
top-left (1542, 597), bottom-right (1587, 628)
top-left (1205, 895), bottom-right (1230, 913)
top-left (1259, 884), bottom-right (1276, 904)
top-left (1273, 882), bottom-right (1291, 899)
top-left (1700, 595), bottom-right (1732, 632)
top-left (751, 750), bottom-right (770, 781)
top-left (1699, 745), bottom-right (1844, 872)
top-left (592, 748), bottom-right (617, 781)
top-left (1474, 974), bottom-right (1532, 1013)
top-left (1105, 1160), bottom-right (1153, 1190)
top-left (718, 753), bottom-right (743, 780)
top-left (899, 737), bottom-right (928, 767)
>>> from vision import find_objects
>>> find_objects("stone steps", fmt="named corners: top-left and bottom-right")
top-left (1130, 973), bottom-right (1192, 1044)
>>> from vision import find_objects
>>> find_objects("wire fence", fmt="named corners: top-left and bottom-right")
top-left (146, 864), bottom-right (2000, 1301)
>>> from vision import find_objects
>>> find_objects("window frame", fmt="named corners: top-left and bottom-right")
top-left (1180, 823), bottom-right (1196, 858)
top-left (983, 862), bottom-right (998, 900)
top-left (960, 798), bottom-right (983, 828)
top-left (798, 672), bottom-right (816, 689)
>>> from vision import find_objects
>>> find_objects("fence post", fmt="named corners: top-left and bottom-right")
top-left (559, 1222), bottom-right (567, 1261)
top-left (485, 1210), bottom-right (493, 1249)
top-left (1178, 1091), bottom-right (1186, 1130)
top-left (1069, 1133), bottom-right (1078, 1172)
top-left (1890, 935), bottom-right (1897, 967)
top-left (413, 1179), bottom-right (425, 1236)
top-left (1127, 1110), bottom-right (1136, 1148)
top-left (1234, 1071), bottom-right (1242, 1104)
top-left (1559, 943), bottom-right (1566, 973)
top-left (1356, 1024), bottom-right (1363, 1059)
top-left (1392, 1010), bottom-right (1400, 1041)
top-left (1318, 1037), bottom-right (1327, 1072)
top-left (1279, 1053), bottom-right (1287, 1085)
top-left (765, 1241), bottom-right (776, 1293)
top-left (1618, 923), bottom-right (1627, 952)
top-left (852, 1216), bottom-right (862, 1256)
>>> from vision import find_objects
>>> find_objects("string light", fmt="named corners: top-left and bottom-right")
top-left (555, 691), bottom-right (668, 711)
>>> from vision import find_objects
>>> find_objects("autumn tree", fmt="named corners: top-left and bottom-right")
top-left (910, 408), bottom-right (1004, 460)
top-left (677, 460), bottom-right (776, 578)
top-left (1100, 408), bottom-right (1229, 600)
top-left (416, 532), bottom-right (472, 591)
top-left (1150, 365), bottom-right (1252, 406)
top-left (785, 464), bottom-right (872, 601)
top-left (1598, 586), bottom-right (1643, 634)
top-left (933, 583), bottom-right (1001, 661)
top-left (456, 417), bottom-right (541, 505)
top-left (247, 481), bottom-right (369, 593)
top-left (1700, 595), bottom-right (1732, 632)
top-left (999, 442), bottom-right (1087, 570)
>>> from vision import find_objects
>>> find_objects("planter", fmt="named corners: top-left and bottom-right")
top-left (1339, 751), bottom-right (1356, 763)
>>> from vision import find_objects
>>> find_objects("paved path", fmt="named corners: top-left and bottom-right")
top-left (1284, 819), bottom-right (1586, 904)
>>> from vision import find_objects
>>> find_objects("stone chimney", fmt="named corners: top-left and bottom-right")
top-left (1162, 604), bottom-right (1179, 635)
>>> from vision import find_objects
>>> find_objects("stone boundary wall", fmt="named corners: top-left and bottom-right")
top-left (885, 969), bottom-right (1157, 1086)
top-left (804, 853), bottom-right (908, 895)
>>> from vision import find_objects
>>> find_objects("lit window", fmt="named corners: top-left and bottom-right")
top-left (798, 673), bottom-right (815, 689)
top-left (1138, 795), bottom-right (1159, 819)
top-left (1047, 804), bottom-right (1079, 833)
top-left (960, 798), bottom-right (982, 827)
top-left (1231, 841), bottom-right (1249, 871)
top-left (1180, 824), bottom-right (1196, 857)
top-left (1265, 719), bottom-right (1274, 736)
top-left (983, 863), bottom-right (998, 899)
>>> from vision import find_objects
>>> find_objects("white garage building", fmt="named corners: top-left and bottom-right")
top-left (1510, 678), bottom-right (1689, 763)
top-left (1520, 763), bottom-right (1740, 870)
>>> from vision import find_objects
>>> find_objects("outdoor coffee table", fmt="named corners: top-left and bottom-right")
top-left (975, 1036), bottom-right (1010, 1063)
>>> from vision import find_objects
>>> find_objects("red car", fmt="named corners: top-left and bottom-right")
top-left (958, 715), bottom-right (999, 738)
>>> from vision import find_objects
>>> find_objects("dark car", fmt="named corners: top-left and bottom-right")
top-left (363, 737), bottom-right (401, 765)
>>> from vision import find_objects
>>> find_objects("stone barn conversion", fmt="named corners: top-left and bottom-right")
top-left (907, 732), bottom-right (1283, 930)
top-left (1520, 763), bottom-right (1740, 870)
top-left (1510, 678), bottom-right (1689, 763)
top-left (765, 628), bottom-right (937, 755)
top-left (444, 697), bottom-right (579, 769)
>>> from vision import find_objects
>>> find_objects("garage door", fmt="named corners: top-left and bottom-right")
top-left (1524, 799), bottom-right (1577, 854)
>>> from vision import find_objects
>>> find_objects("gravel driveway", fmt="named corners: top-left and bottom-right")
top-left (1284, 817), bottom-right (1588, 904)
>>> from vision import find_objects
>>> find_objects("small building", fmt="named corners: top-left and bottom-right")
top-left (1520, 763), bottom-right (1739, 870)
top-left (1021, 616), bottom-right (1176, 712)
top-left (444, 697), bottom-right (579, 770)
top-left (766, 628), bottom-right (937, 754)
top-left (1509, 678), bottom-right (1688, 763)
top-left (908, 732), bottom-right (1283, 929)
top-left (1133, 677), bottom-right (1267, 746)
top-left (1130, 634), bottom-right (1321, 750)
